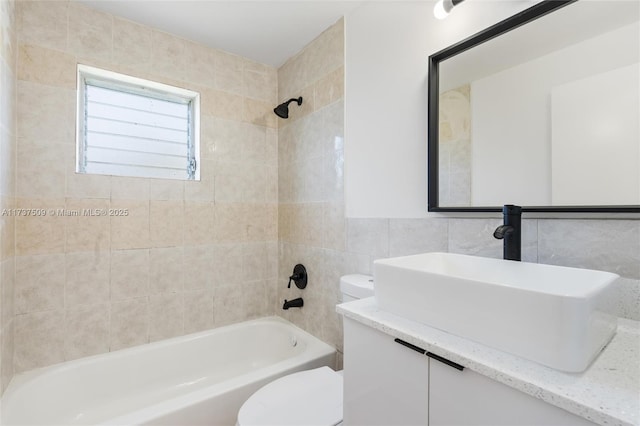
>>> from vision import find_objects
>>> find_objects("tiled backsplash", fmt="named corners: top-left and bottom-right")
top-left (280, 214), bottom-right (639, 366)
top-left (346, 217), bottom-right (639, 321)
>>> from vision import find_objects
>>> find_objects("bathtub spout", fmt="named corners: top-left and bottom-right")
top-left (283, 298), bottom-right (304, 310)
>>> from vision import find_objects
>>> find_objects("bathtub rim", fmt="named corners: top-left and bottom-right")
top-left (104, 347), bottom-right (335, 425)
top-left (1, 316), bottom-right (337, 425)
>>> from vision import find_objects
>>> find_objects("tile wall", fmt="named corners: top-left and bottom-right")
top-left (438, 84), bottom-right (471, 206)
top-left (11, 0), bottom-right (279, 374)
top-left (346, 218), bottom-right (640, 321)
top-left (0, 0), bottom-right (16, 394)
top-left (277, 19), bottom-right (361, 367)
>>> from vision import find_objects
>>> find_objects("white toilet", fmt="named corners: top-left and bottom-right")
top-left (236, 274), bottom-right (374, 426)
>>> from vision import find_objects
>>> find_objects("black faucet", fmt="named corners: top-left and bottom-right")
top-left (282, 298), bottom-right (304, 310)
top-left (493, 204), bottom-right (522, 261)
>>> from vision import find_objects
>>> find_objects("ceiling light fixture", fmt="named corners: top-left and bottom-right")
top-left (434, 0), bottom-right (466, 19)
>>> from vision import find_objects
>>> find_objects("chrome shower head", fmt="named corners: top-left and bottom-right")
top-left (274, 97), bottom-right (303, 119)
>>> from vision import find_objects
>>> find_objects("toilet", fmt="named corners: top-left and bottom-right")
top-left (236, 274), bottom-right (374, 426)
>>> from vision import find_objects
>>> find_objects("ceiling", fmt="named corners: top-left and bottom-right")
top-left (440, 0), bottom-right (640, 92)
top-left (80, 0), bottom-right (365, 68)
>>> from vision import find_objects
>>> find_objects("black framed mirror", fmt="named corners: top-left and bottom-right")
top-left (428, 0), bottom-right (640, 213)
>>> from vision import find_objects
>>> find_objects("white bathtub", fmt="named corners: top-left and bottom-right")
top-left (1, 316), bottom-right (336, 426)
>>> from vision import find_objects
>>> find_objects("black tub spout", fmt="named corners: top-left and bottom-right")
top-left (282, 298), bottom-right (304, 310)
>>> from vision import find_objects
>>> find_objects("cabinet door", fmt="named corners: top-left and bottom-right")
top-left (429, 358), bottom-right (596, 426)
top-left (343, 318), bottom-right (429, 426)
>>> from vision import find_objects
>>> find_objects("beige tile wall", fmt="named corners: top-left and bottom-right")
top-left (439, 85), bottom-right (471, 206)
top-left (0, 0), bottom-right (17, 394)
top-left (277, 19), bottom-right (364, 365)
top-left (11, 0), bottom-right (279, 374)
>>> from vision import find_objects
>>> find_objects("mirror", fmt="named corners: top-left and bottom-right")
top-left (428, 0), bottom-right (640, 213)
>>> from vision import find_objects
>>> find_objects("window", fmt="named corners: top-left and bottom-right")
top-left (76, 65), bottom-right (200, 180)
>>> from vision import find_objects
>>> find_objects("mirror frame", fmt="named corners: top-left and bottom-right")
top-left (427, 0), bottom-right (640, 213)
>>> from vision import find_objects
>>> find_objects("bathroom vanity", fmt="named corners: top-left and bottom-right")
top-left (337, 298), bottom-right (640, 426)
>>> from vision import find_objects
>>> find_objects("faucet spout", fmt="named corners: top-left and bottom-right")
top-left (493, 225), bottom-right (514, 239)
top-left (282, 298), bottom-right (304, 310)
top-left (494, 205), bottom-right (522, 261)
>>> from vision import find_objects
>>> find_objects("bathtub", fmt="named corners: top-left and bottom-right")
top-left (1, 316), bottom-right (336, 426)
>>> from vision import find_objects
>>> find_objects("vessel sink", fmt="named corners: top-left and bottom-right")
top-left (373, 252), bottom-right (619, 372)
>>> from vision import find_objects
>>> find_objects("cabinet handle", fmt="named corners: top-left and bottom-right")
top-left (394, 338), bottom-right (465, 371)
top-left (394, 338), bottom-right (426, 354)
top-left (426, 351), bottom-right (465, 371)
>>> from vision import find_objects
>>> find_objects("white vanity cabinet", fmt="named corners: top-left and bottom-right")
top-left (343, 317), bottom-right (597, 426)
top-left (343, 318), bottom-right (429, 425)
top-left (429, 358), bottom-right (596, 426)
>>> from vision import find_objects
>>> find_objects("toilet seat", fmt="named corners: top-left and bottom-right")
top-left (237, 367), bottom-right (343, 426)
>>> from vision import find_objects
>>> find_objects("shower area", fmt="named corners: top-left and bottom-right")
top-left (0, 0), bottom-right (348, 399)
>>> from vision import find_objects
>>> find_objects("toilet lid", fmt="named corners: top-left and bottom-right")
top-left (237, 367), bottom-right (343, 426)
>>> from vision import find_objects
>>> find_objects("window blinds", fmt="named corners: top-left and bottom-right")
top-left (80, 82), bottom-right (196, 180)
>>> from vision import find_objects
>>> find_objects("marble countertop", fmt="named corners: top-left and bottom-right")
top-left (337, 297), bottom-right (640, 426)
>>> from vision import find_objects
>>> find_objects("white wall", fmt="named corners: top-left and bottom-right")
top-left (470, 23), bottom-right (638, 206)
top-left (551, 63), bottom-right (640, 205)
top-left (344, 0), bottom-right (536, 218)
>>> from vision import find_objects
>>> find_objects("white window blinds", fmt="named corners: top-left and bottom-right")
top-left (77, 65), bottom-right (200, 181)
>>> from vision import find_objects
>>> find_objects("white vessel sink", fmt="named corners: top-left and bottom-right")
top-left (374, 252), bottom-right (619, 372)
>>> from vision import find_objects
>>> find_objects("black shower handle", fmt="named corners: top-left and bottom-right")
top-left (287, 264), bottom-right (307, 289)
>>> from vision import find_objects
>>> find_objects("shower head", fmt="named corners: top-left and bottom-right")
top-left (274, 97), bottom-right (303, 119)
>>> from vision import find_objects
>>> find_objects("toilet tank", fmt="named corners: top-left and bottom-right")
top-left (340, 274), bottom-right (374, 303)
